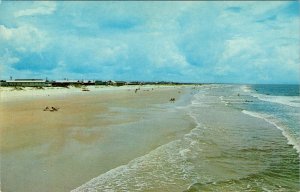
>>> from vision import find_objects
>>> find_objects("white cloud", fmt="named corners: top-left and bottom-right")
top-left (0, 1), bottom-right (298, 83)
top-left (14, 2), bottom-right (56, 18)
top-left (0, 50), bottom-right (20, 76)
top-left (148, 40), bottom-right (189, 69)
top-left (222, 37), bottom-right (258, 60)
top-left (0, 25), bottom-right (49, 53)
top-left (56, 36), bottom-right (129, 72)
top-left (0, 51), bottom-right (19, 66)
top-left (94, 44), bottom-right (128, 63)
top-left (275, 44), bottom-right (300, 71)
top-left (214, 65), bottom-right (234, 75)
top-left (0, 25), bottom-right (13, 40)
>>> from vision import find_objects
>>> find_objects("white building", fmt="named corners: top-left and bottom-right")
top-left (0, 79), bottom-right (50, 87)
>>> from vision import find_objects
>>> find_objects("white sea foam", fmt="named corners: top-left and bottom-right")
top-left (242, 110), bottom-right (300, 154)
top-left (71, 93), bottom-right (212, 192)
top-left (254, 93), bottom-right (300, 108)
top-left (72, 85), bottom-right (299, 191)
top-left (71, 126), bottom-right (205, 191)
top-left (241, 85), bottom-right (251, 93)
top-left (191, 93), bottom-right (223, 107)
top-left (241, 86), bottom-right (300, 108)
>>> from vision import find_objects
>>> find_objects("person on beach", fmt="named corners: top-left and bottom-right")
top-left (51, 107), bottom-right (59, 111)
top-left (43, 106), bottom-right (50, 111)
top-left (43, 106), bottom-right (59, 112)
top-left (170, 98), bottom-right (175, 102)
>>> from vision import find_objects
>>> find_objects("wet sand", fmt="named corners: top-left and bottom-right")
top-left (0, 86), bottom-right (194, 192)
top-left (72, 85), bottom-right (299, 192)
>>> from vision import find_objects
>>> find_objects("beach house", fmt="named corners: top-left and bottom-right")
top-left (0, 79), bottom-right (50, 87)
top-left (115, 81), bottom-right (127, 86)
top-left (95, 80), bottom-right (108, 85)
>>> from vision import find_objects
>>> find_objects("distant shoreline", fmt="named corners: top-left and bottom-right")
top-left (0, 84), bottom-right (199, 103)
top-left (0, 79), bottom-right (205, 88)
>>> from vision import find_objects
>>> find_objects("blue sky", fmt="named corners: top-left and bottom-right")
top-left (0, 1), bottom-right (299, 83)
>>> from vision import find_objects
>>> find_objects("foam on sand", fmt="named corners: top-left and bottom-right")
top-left (70, 117), bottom-right (219, 192)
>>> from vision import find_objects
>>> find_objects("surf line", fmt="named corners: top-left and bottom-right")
top-left (242, 110), bottom-right (300, 155)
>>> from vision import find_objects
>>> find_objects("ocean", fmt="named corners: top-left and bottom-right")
top-left (241, 84), bottom-right (300, 154)
top-left (72, 84), bottom-right (299, 192)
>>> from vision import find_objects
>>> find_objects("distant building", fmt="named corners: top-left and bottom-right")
top-left (95, 80), bottom-right (107, 85)
top-left (115, 81), bottom-right (127, 86)
top-left (51, 80), bottom-right (80, 87)
top-left (107, 80), bottom-right (117, 86)
top-left (0, 79), bottom-right (50, 87)
top-left (127, 81), bottom-right (142, 85)
top-left (81, 80), bottom-right (95, 86)
top-left (105, 80), bottom-right (127, 86)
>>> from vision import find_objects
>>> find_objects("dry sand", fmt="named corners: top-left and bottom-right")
top-left (0, 85), bottom-right (193, 192)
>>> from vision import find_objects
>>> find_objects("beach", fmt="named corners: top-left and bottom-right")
top-left (0, 85), bottom-right (194, 192)
top-left (0, 84), bottom-right (299, 192)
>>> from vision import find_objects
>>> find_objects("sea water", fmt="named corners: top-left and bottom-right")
top-left (243, 84), bottom-right (300, 153)
top-left (72, 84), bottom-right (299, 192)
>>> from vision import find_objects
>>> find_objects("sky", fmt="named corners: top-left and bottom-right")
top-left (0, 1), bottom-right (299, 83)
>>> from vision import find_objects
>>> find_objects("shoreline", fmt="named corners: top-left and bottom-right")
top-left (242, 110), bottom-right (300, 154)
top-left (72, 84), bottom-right (299, 192)
top-left (1, 84), bottom-right (298, 192)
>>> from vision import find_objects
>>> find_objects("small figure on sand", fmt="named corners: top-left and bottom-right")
top-left (82, 87), bottom-right (90, 91)
top-left (135, 88), bottom-right (140, 93)
top-left (43, 106), bottom-right (50, 111)
top-left (43, 106), bottom-right (59, 112)
top-left (51, 107), bottom-right (59, 111)
top-left (169, 98), bottom-right (176, 102)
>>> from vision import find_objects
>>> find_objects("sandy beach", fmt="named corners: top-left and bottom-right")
top-left (1, 84), bottom-right (299, 192)
top-left (1, 1), bottom-right (299, 191)
top-left (0, 85), bottom-right (194, 192)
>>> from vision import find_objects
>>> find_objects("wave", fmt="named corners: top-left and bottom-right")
top-left (184, 171), bottom-right (296, 192)
top-left (241, 85), bottom-right (300, 108)
top-left (71, 86), bottom-right (299, 192)
top-left (71, 91), bottom-right (218, 192)
top-left (71, 112), bottom-right (207, 191)
top-left (255, 94), bottom-right (300, 108)
top-left (242, 110), bottom-right (300, 154)
top-left (241, 85), bottom-right (251, 93)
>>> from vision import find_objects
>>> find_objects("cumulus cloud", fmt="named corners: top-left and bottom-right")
top-left (147, 39), bottom-right (189, 69)
top-left (0, 25), bottom-right (49, 53)
top-left (0, 50), bottom-right (19, 66)
top-left (0, 1), bottom-right (299, 83)
top-left (222, 37), bottom-right (258, 60)
top-left (0, 25), bottom-right (13, 40)
top-left (14, 2), bottom-right (56, 18)
top-left (275, 44), bottom-right (299, 71)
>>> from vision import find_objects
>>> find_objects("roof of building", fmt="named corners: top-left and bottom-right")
top-left (6, 80), bottom-right (47, 83)
top-left (53, 80), bottom-right (79, 83)
top-left (14, 79), bottom-right (44, 81)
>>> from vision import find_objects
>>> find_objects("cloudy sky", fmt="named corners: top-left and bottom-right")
top-left (0, 1), bottom-right (299, 83)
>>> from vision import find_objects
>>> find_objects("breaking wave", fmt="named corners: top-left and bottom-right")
top-left (242, 110), bottom-right (300, 154)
